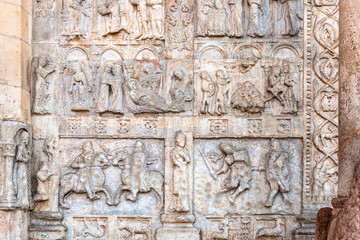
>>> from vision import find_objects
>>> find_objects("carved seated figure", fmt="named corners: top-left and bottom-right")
top-left (265, 65), bottom-right (286, 105)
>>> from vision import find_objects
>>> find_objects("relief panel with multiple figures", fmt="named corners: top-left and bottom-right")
top-left (25, 0), bottom-right (339, 239)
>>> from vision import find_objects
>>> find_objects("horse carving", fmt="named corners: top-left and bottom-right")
top-left (112, 141), bottom-right (164, 206)
top-left (59, 152), bottom-right (113, 209)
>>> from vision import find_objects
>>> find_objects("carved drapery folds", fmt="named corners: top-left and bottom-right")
top-left (27, 0), bottom-right (338, 239)
top-left (0, 121), bottom-right (32, 210)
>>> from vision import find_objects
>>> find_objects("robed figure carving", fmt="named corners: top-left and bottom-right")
top-left (13, 130), bottom-right (31, 209)
top-left (170, 131), bottom-right (190, 212)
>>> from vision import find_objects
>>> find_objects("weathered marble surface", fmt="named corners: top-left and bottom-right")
top-left (0, 0), bottom-right (341, 239)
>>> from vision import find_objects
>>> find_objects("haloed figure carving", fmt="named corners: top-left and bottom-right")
top-left (265, 139), bottom-right (291, 207)
top-left (96, 62), bottom-right (124, 113)
top-left (214, 70), bottom-right (231, 115)
top-left (265, 65), bottom-right (286, 105)
top-left (170, 131), bottom-right (190, 212)
top-left (247, 0), bottom-right (264, 37)
top-left (200, 70), bottom-right (216, 115)
top-left (214, 143), bottom-right (252, 203)
top-left (32, 55), bottom-right (56, 114)
top-left (34, 137), bottom-right (56, 202)
top-left (69, 62), bottom-right (91, 111)
top-left (69, 0), bottom-right (91, 36)
top-left (14, 130), bottom-right (31, 209)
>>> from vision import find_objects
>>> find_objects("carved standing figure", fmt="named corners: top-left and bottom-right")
top-left (32, 55), bottom-right (56, 114)
top-left (148, 0), bottom-right (164, 39)
top-left (274, 0), bottom-right (302, 36)
top-left (69, 61), bottom-right (91, 111)
top-left (13, 130), bottom-right (31, 209)
top-left (34, 137), bottom-right (56, 202)
top-left (247, 0), bottom-right (264, 37)
top-left (170, 131), bottom-right (190, 212)
top-left (131, 0), bottom-right (150, 39)
top-left (169, 68), bottom-right (193, 112)
top-left (97, 0), bottom-right (129, 36)
top-left (200, 70), bottom-right (216, 115)
top-left (214, 70), bottom-right (231, 115)
top-left (97, 62), bottom-right (124, 113)
top-left (265, 139), bottom-right (291, 207)
top-left (225, 0), bottom-right (243, 37)
top-left (214, 143), bottom-right (252, 203)
top-left (282, 61), bottom-right (298, 113)
top-left (197, 3), bottom-right (211, 36)
top-left (69, 0), bottom-right (91, 36)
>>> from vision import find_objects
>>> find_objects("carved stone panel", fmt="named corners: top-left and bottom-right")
top-left (27, 0), bottom-right (339, 239)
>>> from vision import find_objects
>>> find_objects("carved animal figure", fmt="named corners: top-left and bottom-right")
top-left (81, 218), bottom-right (107, 238)
top-left (113, 142), bottom-right (164, 206)
top-left (255, 218), bottom-right (285, 239)
top-left (118, 221), bottom-right (150, 240)
top-left (59, 152), bottom-right (113, 209)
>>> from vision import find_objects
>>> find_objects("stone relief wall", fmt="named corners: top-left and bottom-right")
top-left (0, 0), bottom-right (338, 239)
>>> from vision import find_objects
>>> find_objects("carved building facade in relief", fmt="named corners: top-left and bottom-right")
top-left (0, 0), bottom-right (338, 239)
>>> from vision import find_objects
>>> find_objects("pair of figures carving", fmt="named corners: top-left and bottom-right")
top-left (200, 69), bottom-right (231, 116)
top-left (197, 0), bottom-right (302, 37)
top-left (59, 140), bottom-right (163, 209)
top-left (129, 0), bottom-right (164, 40)
top-left (264, 60), bottom-right (298, 114)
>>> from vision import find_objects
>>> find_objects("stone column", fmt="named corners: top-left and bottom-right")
top-left (338, 0), bottom-right (360, 198)
top-left (0, 0), bottom-right (32, 239)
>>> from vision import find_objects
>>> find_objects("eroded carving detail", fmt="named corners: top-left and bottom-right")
top-left (32, 54), bottom-right (56, 114)
top-left (264, 139), bottom-right (291, 208)
top-left (34, 137), bottom-right (56, 202)
top-left (169, 131), bottom-right (190, 212)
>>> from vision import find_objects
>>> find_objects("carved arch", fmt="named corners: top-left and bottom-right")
top-left (198, 45), bottom-right (227, 60)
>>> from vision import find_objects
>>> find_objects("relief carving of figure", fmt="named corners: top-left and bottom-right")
top-left (247, 0), bottom-right (264, 37)
top-left (124, 78), bottom-right (169, 113)
top-left (169, 68), bottom-right (193, 112)
top-left (96, 62), bottom-right (124, 113)
top-left (282, 61), bottom-right (298, 114)
top-left (197, 3), bottom-right (212, 36)
top-left (148, 0), bottom-right (164, 39)
top-left (264, 65), bottom-right (286, 105)
top-left (59, 141), bottom-right (113, 208)
top-left (224, 0), bottom-right (243, 37)
top-left (69, 61), bottom-right (92, 111)
top-left (97, 0), bottom-right (129, 36)
top-left (130, 0), bottom-right (150, 39)
top-left (213, 143), bottom-right (252, 203)
top-left (32, 55), bottom-right (56, 114)
top-left (200, 70), bottom-right (216, 115)
top-left (273, 0), bottom-right (302, 36)
top-left (169, 131), bottom-right (190, 212)
top-left (13, 130), bottom-right (31, 209)
top-left (114, 141), bottom-right (164, 205)
top-left (264, 139), bottom-right (291, 207)
top-left (34, 137), bottom-right (56, 202)
top-left (214, 70), bottom-right (231, 115)
top-left (69, 0), bottom-right (92, 37)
